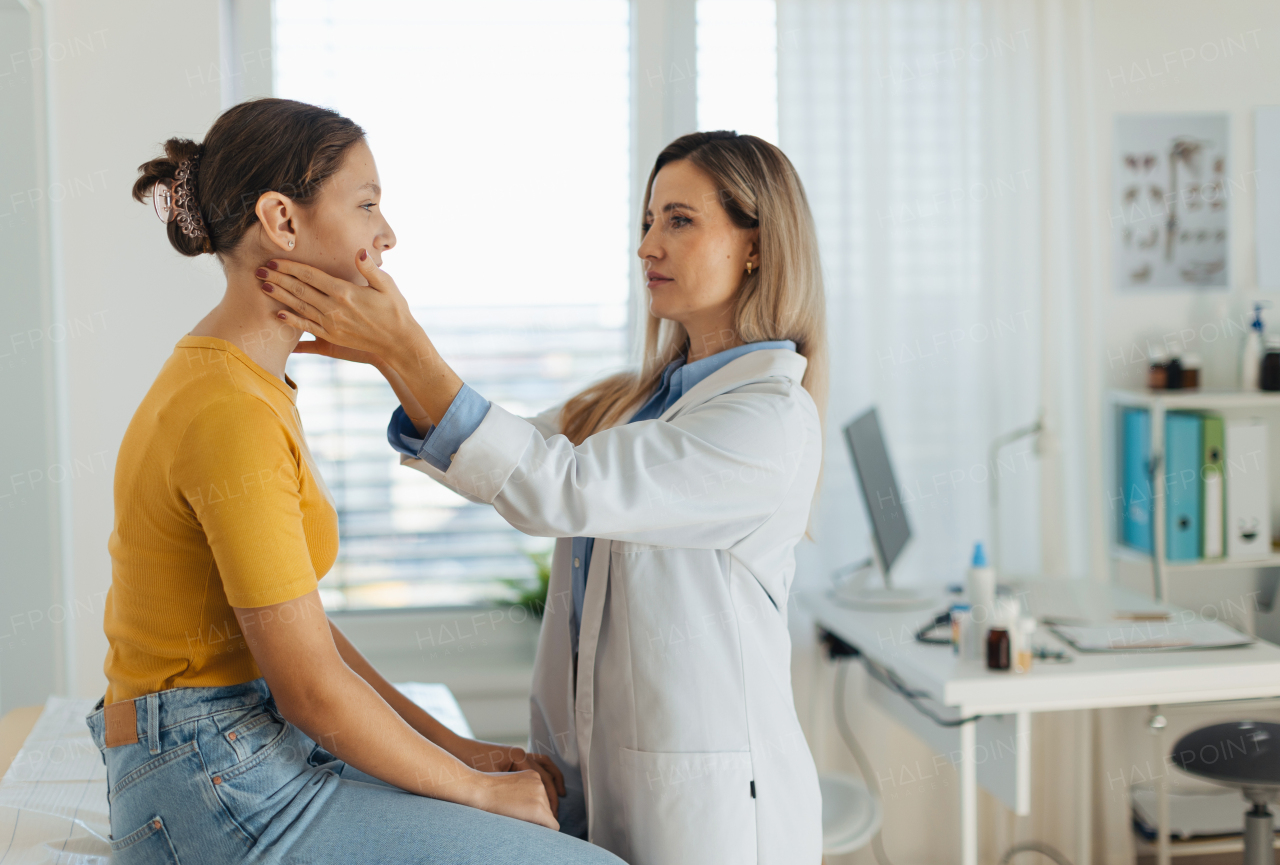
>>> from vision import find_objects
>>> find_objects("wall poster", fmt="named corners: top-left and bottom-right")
top-left (1113, 113), bottom-right (1229, 289)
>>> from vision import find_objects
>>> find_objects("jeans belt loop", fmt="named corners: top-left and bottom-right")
top-left (146, 692), bottom-right (160, 755)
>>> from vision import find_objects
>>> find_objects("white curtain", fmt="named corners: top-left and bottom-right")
top-left (780, 0), bottom-right (1118, 861)
top-left (779, 0), bottom-right (1105, 589)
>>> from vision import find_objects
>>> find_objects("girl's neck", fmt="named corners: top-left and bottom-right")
top-left (189, 261), bottom-right (300, 381)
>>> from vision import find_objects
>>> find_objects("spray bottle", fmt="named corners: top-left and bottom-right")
top-left (1241, 302), bottom-right (1268, 391)
top-left (965, 542), bottom-right (996, 653)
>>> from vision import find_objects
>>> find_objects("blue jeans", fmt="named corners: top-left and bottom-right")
top-left (86, 680), bottom-right (620, 865)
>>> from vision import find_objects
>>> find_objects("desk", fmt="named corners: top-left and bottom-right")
top-left (800, 580), bottom-right (1280, 865)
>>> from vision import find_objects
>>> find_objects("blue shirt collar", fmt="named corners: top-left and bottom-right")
top-left (630, 339), bottom-right (796, 423)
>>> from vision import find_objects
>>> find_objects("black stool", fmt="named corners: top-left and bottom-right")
top-left (1171, 721), bottom-right (1280, 865)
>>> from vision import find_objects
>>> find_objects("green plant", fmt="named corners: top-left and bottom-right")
top-left (502, 550), bottom-right (551, 617)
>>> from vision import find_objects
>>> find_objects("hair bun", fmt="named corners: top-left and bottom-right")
top-left (133, 99), bottom-right (366, 259)
top-left (132, 138), bottom-right (212, 256)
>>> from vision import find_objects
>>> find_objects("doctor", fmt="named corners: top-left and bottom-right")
top-left (266, 130), bottom-right (827, 865)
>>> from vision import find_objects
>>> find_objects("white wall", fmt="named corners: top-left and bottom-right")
top-left (41, 0), bottom-right (231, 699)
top-left (1, 0), bottom-right (64, 714)
top-left (1096, 1), bottom-right (1280, 390)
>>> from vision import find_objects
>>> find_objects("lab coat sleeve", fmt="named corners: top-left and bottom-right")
top-left (401, 380), bottom-right (812, 550)
top-left (524, 401), bottom-right (565, 439)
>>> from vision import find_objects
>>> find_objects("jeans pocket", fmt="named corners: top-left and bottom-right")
top-left (209, 720), bottom-right (311, 842)
top-left (109, 741), bottom-right (200, 803)
top-left (109, 815), bottom-right (182, 865)
top-left (221, 706), bottom-right (288, 767)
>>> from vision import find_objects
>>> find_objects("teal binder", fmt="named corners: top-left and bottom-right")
top-left (1165, 412), bottom-right (1203, 561)
top-left (1121, 408), bottom-right (1152, 552)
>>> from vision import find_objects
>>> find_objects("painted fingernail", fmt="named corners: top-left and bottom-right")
top-left (277, 312), bottom-right (287, 321)
top-left (266, 260), bottom-right (279, 270)
top-left (358, 249), bottom-right (368, 261)
top-left (261, 283), bottom-right (273, 293)
top-left (255, 267), bottom-right (269, 279)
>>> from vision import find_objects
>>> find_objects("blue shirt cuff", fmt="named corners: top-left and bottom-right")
top-left (385, 384), bottom-right (491, 472)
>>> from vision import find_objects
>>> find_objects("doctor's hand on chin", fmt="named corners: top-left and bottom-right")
top-left (265, 248), bottom-right (419, 356)
top-left (265, 249), bottom-right (465, 432)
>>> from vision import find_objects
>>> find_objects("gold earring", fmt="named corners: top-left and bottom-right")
top-left (746, 262), bottom-right (753, 274)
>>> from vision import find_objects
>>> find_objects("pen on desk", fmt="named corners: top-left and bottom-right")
top-left (1041, 613), bottom-right (1173, 625)
top-left (1039, 616), bottom-right (1089, 626)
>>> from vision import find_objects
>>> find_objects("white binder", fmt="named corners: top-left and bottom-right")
top-left (1203, 471), bottom-right (1224, 558)
top-left (1225, 420), bottom-right (1270, 561)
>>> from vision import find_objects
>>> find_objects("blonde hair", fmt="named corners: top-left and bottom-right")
top-left (559, 131), bottom-right (828, 444)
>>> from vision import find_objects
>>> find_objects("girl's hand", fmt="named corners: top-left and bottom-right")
top-left (450, 738), bottom-right (565, 818)
top-left (292, 336), bottom-right (383, 367)
top-left (263, 250), bottom-right (420, 361)
top-left (476, 770), bottom-right (561, 831)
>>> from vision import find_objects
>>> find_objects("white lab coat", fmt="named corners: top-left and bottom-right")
top-left (400, 348), bottom-right (823, 865)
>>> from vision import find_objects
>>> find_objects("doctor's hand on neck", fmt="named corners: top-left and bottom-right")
top-left (266, 250), bottom-right (461, 431)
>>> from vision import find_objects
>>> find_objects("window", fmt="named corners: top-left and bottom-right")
top-left (776, 1), bottom-right (1018, 583)
top-left (697, 0), bottom-right (777, 142)
top-left (274, 1), bottom-right (631, 609)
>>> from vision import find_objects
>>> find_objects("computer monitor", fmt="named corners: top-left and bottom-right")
top-left (844, 407), bottom-right (911, 583)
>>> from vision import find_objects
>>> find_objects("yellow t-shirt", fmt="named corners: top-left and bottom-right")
top-left (103, 335), bottom-right (339, 704)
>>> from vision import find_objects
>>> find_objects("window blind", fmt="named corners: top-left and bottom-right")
top-left (274, 0), bottom-right (631, 609)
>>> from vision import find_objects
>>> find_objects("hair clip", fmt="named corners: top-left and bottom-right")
top-left (152, 182), bottom-right (174, 223)
top-left (172, 155), bottom-right (209, 241)
top-left (150, 159), bottom-right (208, 244)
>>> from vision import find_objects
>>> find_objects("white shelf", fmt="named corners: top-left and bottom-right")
top-left (1109, 390), bottom-right (1280, 596)
top-left (1113, 545), bottom-right (1280, 572)
top-left (1111, 388), bottom-right (1280, 410)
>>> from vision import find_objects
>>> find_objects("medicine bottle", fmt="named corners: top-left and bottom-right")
top-left (1013, 617), bottom-right (1035, 674)
top-left (986, 627), bottom-right (1010, 671)
top-left (950, 604), bottom-right (970, 655)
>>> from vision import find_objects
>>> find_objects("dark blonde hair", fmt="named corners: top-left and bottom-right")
top-left (559, 131), bottom-right (828, 444)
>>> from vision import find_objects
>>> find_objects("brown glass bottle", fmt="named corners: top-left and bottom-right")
top-left (986, 627), bottom-right (1011, 670)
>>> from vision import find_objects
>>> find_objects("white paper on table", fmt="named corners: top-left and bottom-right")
top-left (1050, 618), bottom-right (1253, 652)
top-left (393, 681), bottom-right (474, 738)
top-left (0, 696), bottom-right (111, 864)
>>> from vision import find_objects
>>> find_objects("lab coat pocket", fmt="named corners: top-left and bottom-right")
top-left (619, 747), bottom-right (757, 865)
